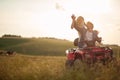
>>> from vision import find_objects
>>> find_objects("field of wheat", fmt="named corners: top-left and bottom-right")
top-left (0, 54), bottom-right (66, 80)
top-left (0, 54), bottom-right (120, 80)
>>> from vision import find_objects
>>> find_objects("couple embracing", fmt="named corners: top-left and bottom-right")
top-left (71, 14), bottom-right (101, 48)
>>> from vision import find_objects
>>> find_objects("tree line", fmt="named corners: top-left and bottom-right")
top-left (2, 34), bottom-right (21, 38)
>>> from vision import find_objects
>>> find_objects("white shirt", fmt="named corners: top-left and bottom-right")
top-left (85, 31), bottom-right (93, 41)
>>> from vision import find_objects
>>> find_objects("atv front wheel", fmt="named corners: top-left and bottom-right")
top-left (65, 60), bottom-right (74, 69)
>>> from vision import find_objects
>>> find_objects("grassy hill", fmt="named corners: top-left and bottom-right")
top-left (0, 38), bottom-right (75, 56)
top-left (0, 37), bottom-right (120, 56)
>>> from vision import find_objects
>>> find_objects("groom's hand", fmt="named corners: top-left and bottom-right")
top-left (71, 14), bottom-right (76, 20)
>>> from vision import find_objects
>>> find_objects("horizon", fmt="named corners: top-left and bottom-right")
top-left (0, 34), bottom-right (120, 46)
top-left (0, 0), bottom-right (120, 45)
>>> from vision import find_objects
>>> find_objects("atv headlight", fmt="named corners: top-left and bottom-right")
top-left (65, 50), bottom-right (69, 55)
top-left (65, 48), bottom-right (77, 55)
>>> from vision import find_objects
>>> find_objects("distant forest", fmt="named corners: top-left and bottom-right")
top-left (2, 34), bottom-right (21, 38)
top-left (1, 34), bottom-right (68, 41)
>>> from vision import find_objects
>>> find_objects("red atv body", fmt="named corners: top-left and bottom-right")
top-left (65, 46), bottom-right (113, 67)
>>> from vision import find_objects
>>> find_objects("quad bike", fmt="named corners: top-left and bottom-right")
top-left (65, 46), bottom-right (114, 68)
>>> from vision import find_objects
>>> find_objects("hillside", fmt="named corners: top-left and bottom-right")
top-left (0, 38), bottom-right (75, 56)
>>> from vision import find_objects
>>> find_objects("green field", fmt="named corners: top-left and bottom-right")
top-left (0, 38), bottom-right (119, 56)
top-left (0, 38), bottom-right (120, 80)
top-left (0, 38), bottom-right (75, 56)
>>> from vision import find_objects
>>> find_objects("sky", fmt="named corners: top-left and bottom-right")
top-left (0, 0), bottom-right (120, 45)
